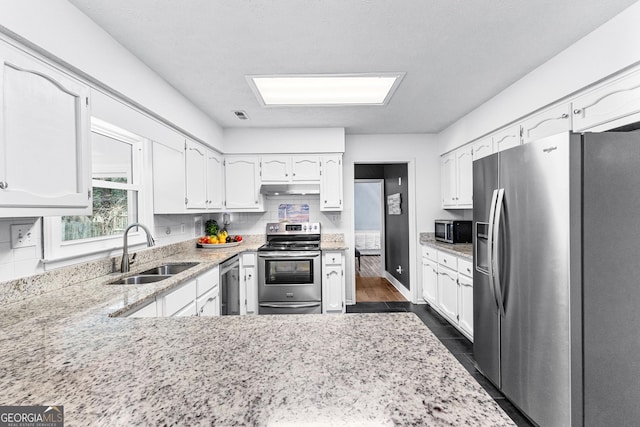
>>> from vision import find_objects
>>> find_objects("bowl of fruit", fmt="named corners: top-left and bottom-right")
top-left (197, 220), bottom-right (243, 248)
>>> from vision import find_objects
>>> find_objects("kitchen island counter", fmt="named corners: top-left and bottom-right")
top-left (0, 308), bottom-right (514, 426)
top-left (0, 236), bottom-right (513, 426)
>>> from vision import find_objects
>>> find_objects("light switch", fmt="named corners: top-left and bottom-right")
top-left (11, 224), bottom-right (37, 249)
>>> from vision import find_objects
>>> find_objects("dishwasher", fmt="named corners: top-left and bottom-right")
top-left (220, 255), bottom-right (240, 315)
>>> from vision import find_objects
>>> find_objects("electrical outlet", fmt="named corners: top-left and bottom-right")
top-left (11, 224), bottom-right (37, 249)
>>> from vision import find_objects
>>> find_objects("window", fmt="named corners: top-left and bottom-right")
top-left (44, 118), bottom-right (149, 262)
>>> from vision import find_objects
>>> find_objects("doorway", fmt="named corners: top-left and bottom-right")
top-left (354, 164), bottom-right (408, 302)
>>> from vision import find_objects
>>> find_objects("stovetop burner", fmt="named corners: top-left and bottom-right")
top-left (258, 244), bottom-right (320, 251)
top-left (259, 222), bottom-right (321, 252)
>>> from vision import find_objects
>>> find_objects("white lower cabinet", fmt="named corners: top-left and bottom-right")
top-left (126, 265), bottom-right (221, 318)
top-left (196, 266), bottom-right (220, 317)
top-left (163, 279), bottom-right (197, 317)
top-left (421, 244), bottom-right (473, 341)
top-left (197, 287), bottom-right (219, 317)
top-left (240, 253), bottom-right (257, 315)
top-left (457, 270), bottom-right (473, 339)
top-left (175, 300), bottom-right (197, 317)
top-left (421, 247), bottom-right (438, 306)
top-left (127, 299), bottom-right (158, 318)
top-left (322, 251), bottom-right (345, 313)
top-left (437, 265), bottom-right (459, 324)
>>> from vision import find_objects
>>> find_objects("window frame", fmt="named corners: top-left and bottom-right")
top-left (43, 118), bottom-right (151, 264)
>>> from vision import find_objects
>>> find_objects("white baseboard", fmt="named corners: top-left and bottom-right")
top-left (384, 272), bottom-right (412, 301)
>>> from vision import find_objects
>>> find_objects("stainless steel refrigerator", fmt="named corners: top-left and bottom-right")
top-left (473, 130), bottom-right (640, 427)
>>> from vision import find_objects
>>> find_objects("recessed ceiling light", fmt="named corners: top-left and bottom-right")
top-left (246, 73), bottom-right (405, 106)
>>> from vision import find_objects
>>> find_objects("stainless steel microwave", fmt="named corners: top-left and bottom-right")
top-left (434, 220), bottom-right (472, 244)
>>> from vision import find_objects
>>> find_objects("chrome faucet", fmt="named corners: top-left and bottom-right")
top-left (121, 223), bottom-right (155, 273)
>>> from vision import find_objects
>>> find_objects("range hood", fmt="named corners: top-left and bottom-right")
top-left (259, 183), bottom-right (320, 195)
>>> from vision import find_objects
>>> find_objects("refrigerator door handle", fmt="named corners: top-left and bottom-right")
top-left (487, 189), bottom-right (499, 307)
top-left (492, 188), bottom-right (506, 317)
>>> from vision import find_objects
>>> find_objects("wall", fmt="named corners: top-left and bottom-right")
top-left (223, 128), bottom-right (345, 154)
top-left (439, 1), bottom-right (640, 154)
top-left (0, 218), bottom-right (42, 281)
top-left (344, 134), bottom-right (442, 303)
top-left (0, 0), bottom-right (223, 150)
top-left (383, 164), bottom-right (410, 290)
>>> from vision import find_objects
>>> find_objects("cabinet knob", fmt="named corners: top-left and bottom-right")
top-left (573, 108), bottom-right (582, 115)
top-left (0, 181), bottom-right (7, 189)
top-left (561, 113), bottom-right (569, 119)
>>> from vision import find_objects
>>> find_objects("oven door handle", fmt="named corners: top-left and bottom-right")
top-left (258, 252), bottom-right (320, 258)
top-left (259, 302), bottom-right (322, 309)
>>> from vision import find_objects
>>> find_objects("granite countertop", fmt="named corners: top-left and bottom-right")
top-left (0, 310), bottom-right (514, 426)
top-left (0, 234), bottom-right (514, 425)
top-left (419, 233), bottom-right (473, 260)
top-left (0, 241), bottom-right (263, 326)
top-left (321, 242), bottom-right (349, 250)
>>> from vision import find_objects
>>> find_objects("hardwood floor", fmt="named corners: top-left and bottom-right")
top-left (355, 255), bottom-right (407, 302)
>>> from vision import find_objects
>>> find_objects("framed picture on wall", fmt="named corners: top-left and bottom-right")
top-left (387, 193), bottom-right (401, 215)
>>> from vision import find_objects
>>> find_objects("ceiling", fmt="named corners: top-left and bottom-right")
top-left (68, 0), bottom-right (637, 134)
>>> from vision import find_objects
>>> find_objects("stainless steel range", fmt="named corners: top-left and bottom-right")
top-left (257, 222), bottom-right (322, 314)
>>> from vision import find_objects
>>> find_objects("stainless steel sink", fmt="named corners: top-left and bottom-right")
top-left (108, 275), bottom-right (172, 285)
top-left (139, 262), bottom-right (199, 276)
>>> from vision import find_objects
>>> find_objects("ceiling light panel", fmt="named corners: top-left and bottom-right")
top-left (247, 73), bottom-right (405, 106)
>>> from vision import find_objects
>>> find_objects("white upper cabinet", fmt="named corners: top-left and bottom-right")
top-left (0, 43), bottom-right (91, 217)
top-left (521, 103), bottom-right (572, 144)
top-left (456, 145), bottom-right (473, 207)
top-left (261, 156), bottom-right (291, 182)
top-left (320, 154), bottom-right (343, 211)
top-left (206, 150), bottom-right (224, 210)
top-left (441, 152), bottom-right (456, 208)
top-left (291, 155), bottom-right (320, 181)
top-left (261, 155), bottom-right (321, 183)
top-left (185, 139), bottom-right (224, 212)
top-left (572, 69), bottom-right (640, 132)
top-left (493, 124), bottom-right (521, 153)
top-left (185, 140), bottom-right (208, 210)
top-left (441, 144), bottom-right (472, 209)
top-left (152, 140), bottom-right (186, 214)
top-left (471, 137), bottom-right (494, 161)
top-left (224, 155), bottom-right (263, 210)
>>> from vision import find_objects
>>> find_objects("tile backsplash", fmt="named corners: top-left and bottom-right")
top-left (0, 195), bottom-right (342, 283)
top-left (219, 195), bottom-right (342, 235)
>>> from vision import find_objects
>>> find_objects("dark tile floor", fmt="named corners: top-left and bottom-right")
top-left (346, 302), bottom-right (534, 427)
